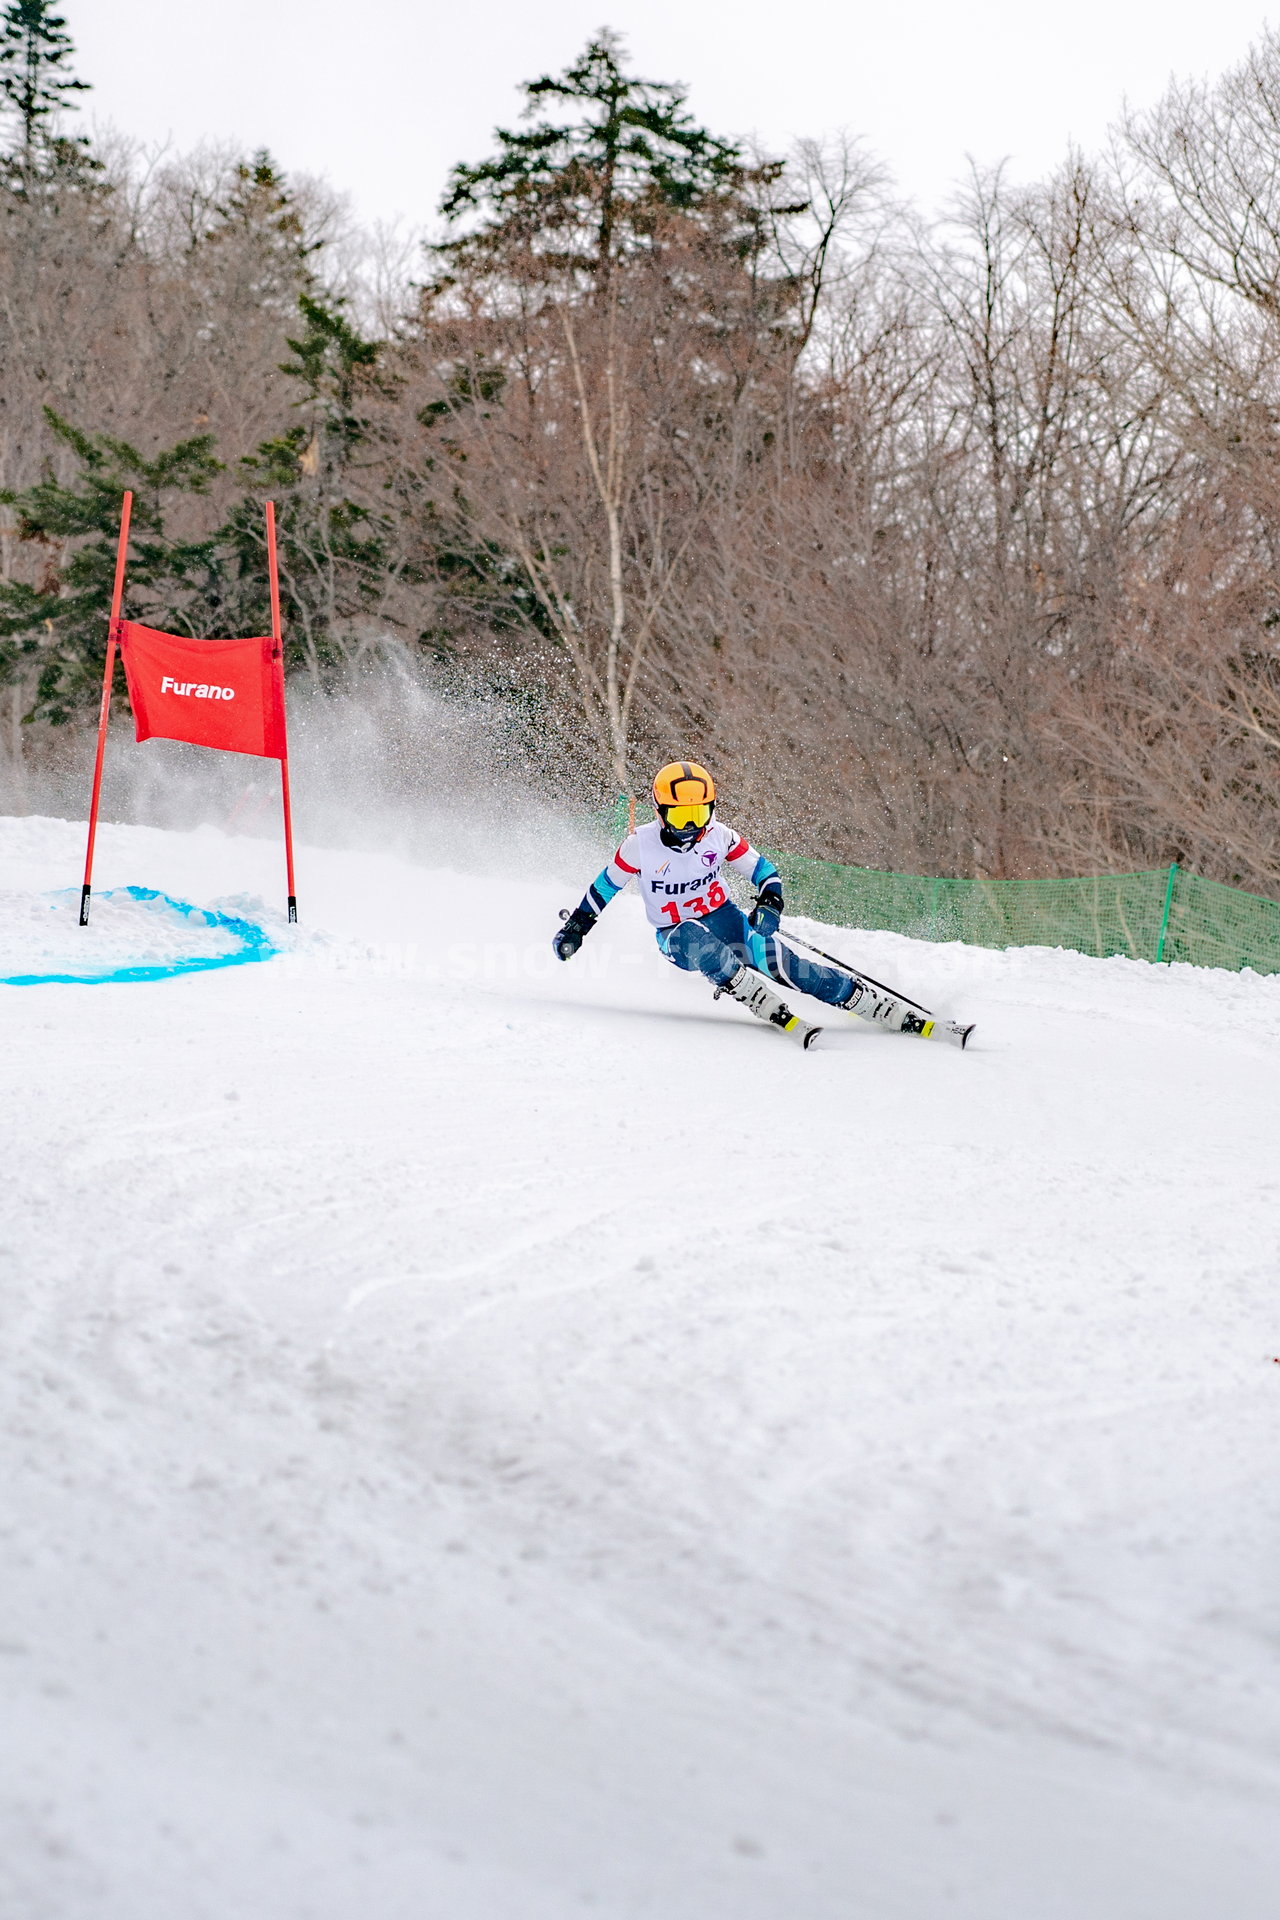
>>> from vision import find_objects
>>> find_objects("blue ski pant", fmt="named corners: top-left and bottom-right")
top-left (657, 902), bottom-right (855, 1007)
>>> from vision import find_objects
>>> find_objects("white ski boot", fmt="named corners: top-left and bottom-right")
top-left (717, 966), bottom-right (822, 1049)
top-left (845, 980), bottom-right (974, 1048)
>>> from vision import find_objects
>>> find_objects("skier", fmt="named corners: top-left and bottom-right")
top-left (553, 761), bottom-right (972, 1049)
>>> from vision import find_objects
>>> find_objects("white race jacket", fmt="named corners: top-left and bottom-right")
top-left (594, 820), bottom-right (776, 929)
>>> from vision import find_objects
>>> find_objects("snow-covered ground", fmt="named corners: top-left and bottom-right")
top-left (2, 810), bottom-right (1279, 1920)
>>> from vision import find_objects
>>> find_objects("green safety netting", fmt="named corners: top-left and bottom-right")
top-left (768, 855), bottom-right (1280, 974)
top-left (607, 798), bottom-right (1280, 974)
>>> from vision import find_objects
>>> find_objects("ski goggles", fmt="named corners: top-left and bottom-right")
top-left (661, 802), bottom-right (712, 830)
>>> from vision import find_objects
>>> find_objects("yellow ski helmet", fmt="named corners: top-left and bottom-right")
top-left (652, 761), bottom-right (715, 847)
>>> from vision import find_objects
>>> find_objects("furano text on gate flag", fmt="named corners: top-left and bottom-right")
top-left (117, 622), bottom-right (287, 759)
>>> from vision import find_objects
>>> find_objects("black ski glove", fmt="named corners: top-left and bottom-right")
top-left (553, 903), bottom-right (597, 961)
top-left (749, 880), bottom-right (784, 940)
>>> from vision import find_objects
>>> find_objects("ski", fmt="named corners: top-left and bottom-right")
top-left (907, 1014), bottom-right (975, 1049)
top-left (845, 980), bottom-right (975, 1048)
top-left (718, 965), bottom-right (823, 1049)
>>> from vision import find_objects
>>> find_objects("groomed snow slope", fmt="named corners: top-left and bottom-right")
top-left (2, 812), bottom-right (1278, 1920)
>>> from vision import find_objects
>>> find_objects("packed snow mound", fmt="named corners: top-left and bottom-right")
top-left (0, 885), bottom-right (279, 984)
top-left (1, 810), bottom-right (1278, 1920)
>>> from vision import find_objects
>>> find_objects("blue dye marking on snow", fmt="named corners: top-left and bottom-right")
top-left (0, 886), bottom-right (279, 987)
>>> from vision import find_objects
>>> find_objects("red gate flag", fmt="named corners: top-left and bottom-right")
top-left (118, 623), bottom-right (287, 759)
top-left (80, 495), bottom-right (297, 925)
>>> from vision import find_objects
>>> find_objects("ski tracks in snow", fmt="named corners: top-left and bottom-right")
top-left (3, 814), bottom-right (1280, 1919)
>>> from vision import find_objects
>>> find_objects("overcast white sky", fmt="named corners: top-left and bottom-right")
top-left (68, 0), bottom-right (1278, 235)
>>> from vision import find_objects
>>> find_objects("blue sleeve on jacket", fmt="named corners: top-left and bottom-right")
top-left (584, 866), bottom-right (622, 915)
top-left (726, 835), bottom-right (779, 891)
top-left (577, 841), bottom-right (638, 919)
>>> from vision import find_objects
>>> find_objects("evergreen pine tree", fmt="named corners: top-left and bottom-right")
top-left (0, 0), bottom-right (90, 179)
top-left (227, 294), bottom-right (396, 675)
top-left (0, 412), bottom-right (223, 725)
top-left (437, 30), bottom-right (743, 284)
top-left (0, 296), bottom-right (403, 719)
top-left (201, 150), bottom-right (320, 313)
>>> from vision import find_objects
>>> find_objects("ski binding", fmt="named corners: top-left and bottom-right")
top-left (718, 966), bottom-right (822, 1049)
top-left (847, 980), bottom-right (974, 1048)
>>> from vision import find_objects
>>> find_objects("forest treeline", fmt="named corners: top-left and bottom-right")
top-left (5, 5), bottom-right (1280, 887)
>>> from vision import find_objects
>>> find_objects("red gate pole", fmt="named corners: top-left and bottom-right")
top-left (80, 490), bottom-right (133, 926)
top-left (264, 500), bottom-right (297, 922)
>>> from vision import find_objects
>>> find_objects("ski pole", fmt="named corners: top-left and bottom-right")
top-left (779, 919), bottom-right (934, 1016)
